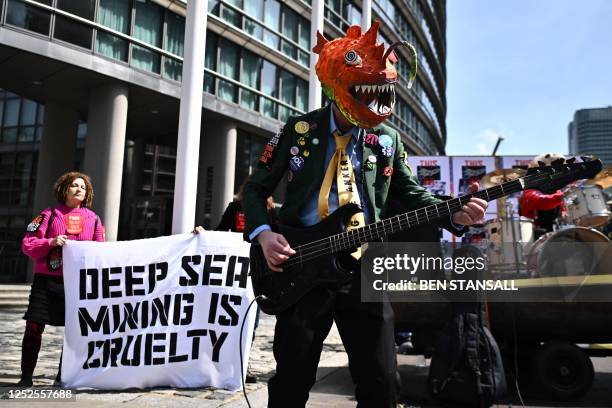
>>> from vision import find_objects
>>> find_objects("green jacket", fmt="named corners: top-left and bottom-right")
top-left (243, 104), bottom-right (458, 240)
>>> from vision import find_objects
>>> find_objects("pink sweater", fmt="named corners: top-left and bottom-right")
top-left (22, 204), bottom-right (105, 276)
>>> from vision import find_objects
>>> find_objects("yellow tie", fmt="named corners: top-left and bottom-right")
top-left (318, 130), bottom-right (366, 259)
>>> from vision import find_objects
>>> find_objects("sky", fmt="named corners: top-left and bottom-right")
top-left (445, 0), bottom-right (612, 156)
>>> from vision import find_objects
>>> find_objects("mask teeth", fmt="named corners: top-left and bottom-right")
top-left (354, 83), bottom-right (395, 115)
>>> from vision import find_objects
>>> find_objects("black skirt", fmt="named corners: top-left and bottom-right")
top-left (23, 274), bottom-right (65, 326)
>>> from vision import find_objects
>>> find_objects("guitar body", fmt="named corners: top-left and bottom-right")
top-left (250, 203), bottom-right (362, 315)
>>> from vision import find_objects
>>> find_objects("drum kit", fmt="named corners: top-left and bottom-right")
top-left (479, 163), bottom-right (612, 277)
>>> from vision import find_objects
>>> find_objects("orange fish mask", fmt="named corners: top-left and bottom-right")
top-left (313, 21), bottom-right (418, 129)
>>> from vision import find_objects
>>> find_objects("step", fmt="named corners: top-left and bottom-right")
top-left (0, 300), bottom-right (28, 308)
top-left (0, 293), bottom-right (28, 300)
top-left (0, 284), bottom-right (30, 308)
top-left (0, 284), bottom-right (30, 291)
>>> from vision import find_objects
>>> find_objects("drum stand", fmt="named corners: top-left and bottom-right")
top-left (505, 201), bottom-right (521, 276)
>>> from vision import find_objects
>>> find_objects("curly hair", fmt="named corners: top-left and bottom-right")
top-left (53, 172), bottom-right (94, 208)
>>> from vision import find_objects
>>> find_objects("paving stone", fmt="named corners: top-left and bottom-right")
top-left (0, 308), bottom-right (345, 407)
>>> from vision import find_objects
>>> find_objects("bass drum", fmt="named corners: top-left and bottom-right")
top-left (526, 227), bottom-right (612, 278)
top-left (565, 184), bottom-right (611, 227)
top-left (486, 217), bottom-right (534, 267)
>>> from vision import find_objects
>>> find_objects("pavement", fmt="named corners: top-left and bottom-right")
top-left (1, 306), bottom-right (611, 407)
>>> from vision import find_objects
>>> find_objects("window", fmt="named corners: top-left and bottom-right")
top-left (19, 99), bottom-right (37, 126)
top-left (163, 12), bottom-right (185, 81)
top-left (3, 98), bottom-right (20, 127)
top-left (244, 0), bottom-right (263, 40)
top-left (132, 0), bottom-right (163, 73)
top-left (218, 38), bottom-right (239, 103)
top-left (260, 60), bottom-right (277, 118)
top-left (6, 0), bottom-right (53, 35)
top-left (5, 0), bottom-right (51, 35)
top-left (296, 79), bottom-right (308, 113)
top-left (3, 128), bottom-right (17, 143)
top-left (279, 70), bottom-right (296, 122)
top-left (281, 8), bottom-right (298, 60)
top-left (204, 33), bottom-right (218, 94)
top-left (96, 0), bottom-right (131, 62)
top-left (298, 18), bottom-right (310, 66)
top-left (234, 131), bottom-right (267, 195)
top-left (54, 0), bottom-right (95, 49)
top-left (240, 50), bottom-right (261, 110)
top-left (326, 0), bottom-right (342, 28)
top-left (221, 0), bottom-right (242, 28)
top-left (263, 0), bottom-right (280, 49)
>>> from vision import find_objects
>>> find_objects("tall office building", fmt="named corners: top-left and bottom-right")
top-left (568, 107), bottom-right (612, 165)
top-left (0, 0), bottom-right (447, 281)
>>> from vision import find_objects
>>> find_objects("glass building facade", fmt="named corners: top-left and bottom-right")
top-left (569, 107), bottom-right (612, 166)
top-left (0, 0), bottom-right (445, 151)
top-left (0, 0), bottom-right (448, 281)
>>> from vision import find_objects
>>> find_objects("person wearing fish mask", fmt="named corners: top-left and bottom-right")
top-left (242, 21), bottom-right (488, 407)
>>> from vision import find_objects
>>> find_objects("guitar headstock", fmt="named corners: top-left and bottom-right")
top-left (524, 157), bottom-right (603, 193)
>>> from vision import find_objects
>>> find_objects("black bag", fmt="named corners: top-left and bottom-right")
top-left (428, 303), bottom-right (507, 407)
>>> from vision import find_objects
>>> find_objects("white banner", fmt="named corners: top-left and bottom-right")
top-left (61, 232), bottom-right (256, 391)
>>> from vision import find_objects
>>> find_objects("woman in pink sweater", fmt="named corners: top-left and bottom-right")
top-left (19, 172), bottom-right (104, 387)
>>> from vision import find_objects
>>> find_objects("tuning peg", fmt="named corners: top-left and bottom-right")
top-left (566, 157), bottom-right (576, 164)
top-left (538, 161), bottom-right (546, 167)
top-left (552, 158), bottom-right (565, 166)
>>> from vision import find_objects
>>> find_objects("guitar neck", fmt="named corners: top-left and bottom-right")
top-left (330, 178), bottom-right (525, 253)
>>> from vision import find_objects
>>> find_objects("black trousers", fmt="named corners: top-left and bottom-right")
top-left (267, 278), bottom-right (398, 407)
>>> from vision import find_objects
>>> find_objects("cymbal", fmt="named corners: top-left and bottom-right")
top-left (585, 165), bottom-right (612, 189)
top-left (481, 168), bottom-right (527, 188)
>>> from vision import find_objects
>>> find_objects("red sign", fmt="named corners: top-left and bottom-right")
top-left (65, 214), bottom-right (83, 235)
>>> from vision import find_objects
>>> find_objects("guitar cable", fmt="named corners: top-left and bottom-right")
top-left (511, 305), bottom-right (526, 407)
top-left (239, 294), bottom-right (267, 408)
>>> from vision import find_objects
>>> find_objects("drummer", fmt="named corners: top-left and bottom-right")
top-left (519, 153), bottom-right (566, 238)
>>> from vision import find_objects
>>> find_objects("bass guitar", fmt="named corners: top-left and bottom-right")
top-left (250, 158), bottom-right (602, 314)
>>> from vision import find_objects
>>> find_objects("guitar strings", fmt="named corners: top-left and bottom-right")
top-left (283, 183), bottom-right (511, 262)
top-left (290, 167), bottom-right (580, 257)
top-left (281, 185), bottom-right (512, 268)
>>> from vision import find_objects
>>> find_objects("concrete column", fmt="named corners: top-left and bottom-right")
top-left (82, 83), bottom-right (129, 241)
top-left (123, 136), bottom-right (145, 201)
top-left (196, 119), bottom-right (237, 229)
top-left (32, 102), bottom-right (79, 214)
top-left (309, 0), bottom-right (324, 111)
top-left (118, 136), bottom-right (145, 239)
top-left (361, 0), bottom-right (372, 31)
top-left (172, 0), bottom-right (208, 234)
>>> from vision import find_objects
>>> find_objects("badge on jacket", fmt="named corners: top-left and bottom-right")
top-left (26, 213), bottom-right (45, 232)
top-left (47, 247), bottom-right (62, 271)
top-left (259, 127), bottom-right (283, 165)
top-left (65, 214), bottom-right (84, 235)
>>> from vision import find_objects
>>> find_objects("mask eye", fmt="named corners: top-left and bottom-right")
top-left (344, 50), bottom-right (362, 66)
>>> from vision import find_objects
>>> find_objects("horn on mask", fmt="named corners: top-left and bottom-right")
top-left (382, 41), bottom-right (418, 89)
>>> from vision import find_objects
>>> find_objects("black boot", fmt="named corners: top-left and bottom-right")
top-left (17, 374), bottom-right (33, 387)
top-left (53, 370), bottom-right (61, 387)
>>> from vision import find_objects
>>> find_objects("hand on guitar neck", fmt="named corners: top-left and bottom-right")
top-left (451, 182), bottom-right (488, 225)
top-left (257, 230), bottom-right (296, 272)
